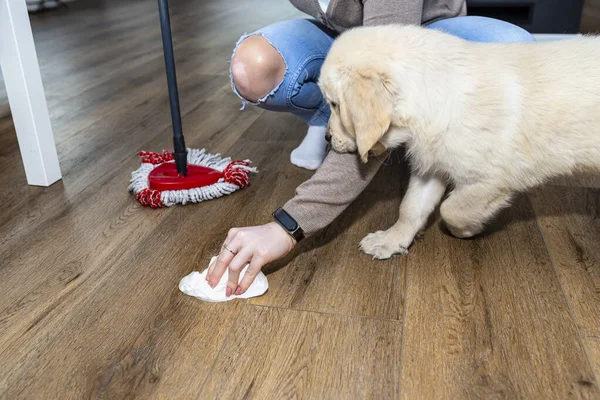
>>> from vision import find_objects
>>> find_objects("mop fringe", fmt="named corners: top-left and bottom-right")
top-left (128, 148), bottom-right (257, 208)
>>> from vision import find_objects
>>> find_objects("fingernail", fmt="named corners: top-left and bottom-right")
top-left (226, 287), bottom-right (232, 297)
top-left (234, 287), bottom-right (242, 295)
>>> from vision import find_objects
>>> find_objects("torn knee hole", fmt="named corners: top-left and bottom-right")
top-left (231, 35), bottom-right (286, 103)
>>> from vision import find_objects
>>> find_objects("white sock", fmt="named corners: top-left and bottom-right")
top-left (290, 125), bottom-right (328, 170)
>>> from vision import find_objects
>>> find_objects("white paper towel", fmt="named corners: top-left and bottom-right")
top-left (179, 256), bottom-right (268, 302)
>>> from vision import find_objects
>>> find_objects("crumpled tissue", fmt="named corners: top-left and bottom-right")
top-left (179, 256), bottom-right (268, 302)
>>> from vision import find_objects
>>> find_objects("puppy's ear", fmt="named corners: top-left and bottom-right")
top-left (339, 67), bottom-right (394, 163)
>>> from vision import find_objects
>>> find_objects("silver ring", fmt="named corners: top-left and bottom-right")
top-left (222, 243), bottom-right (237, 255)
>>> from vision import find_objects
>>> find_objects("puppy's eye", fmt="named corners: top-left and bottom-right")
top-left (330, 101), bottom-right (338, 108)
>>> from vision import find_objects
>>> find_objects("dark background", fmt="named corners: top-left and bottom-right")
top-left (467, 0), bottom-right (599, 33)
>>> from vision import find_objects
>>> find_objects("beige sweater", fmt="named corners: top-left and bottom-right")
top-left (282, 0), bottom-right (466, 236)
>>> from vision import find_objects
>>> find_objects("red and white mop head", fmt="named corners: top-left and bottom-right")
top-left (129, 148), bottom-right (257, 208)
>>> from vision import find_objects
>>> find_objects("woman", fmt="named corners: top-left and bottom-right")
top-left (206, 0), bottom-right (534, 296)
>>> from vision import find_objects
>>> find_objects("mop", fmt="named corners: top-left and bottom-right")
top-left (129, 0), bottom-right (256, 208)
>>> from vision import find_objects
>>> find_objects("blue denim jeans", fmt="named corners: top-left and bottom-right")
top-left (230, 16), bottom-right (534, 127)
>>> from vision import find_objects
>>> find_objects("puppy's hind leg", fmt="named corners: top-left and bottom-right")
top-left (440, 184), bottom-right (513, 239)
top-left (360, 173), bottom-right (447, 259)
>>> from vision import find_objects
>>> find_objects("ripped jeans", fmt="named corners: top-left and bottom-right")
top-left (230, 17), bottom-right (535, 127)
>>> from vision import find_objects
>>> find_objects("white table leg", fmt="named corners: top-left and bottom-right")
top-left (0, 0), bottom-right (61, 186)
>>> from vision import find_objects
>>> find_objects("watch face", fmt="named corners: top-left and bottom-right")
top-left (276, 210), bottom-right (297, 231)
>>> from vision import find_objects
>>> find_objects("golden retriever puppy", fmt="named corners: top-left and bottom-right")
top-left (319, 25), bottom-right (600, 259)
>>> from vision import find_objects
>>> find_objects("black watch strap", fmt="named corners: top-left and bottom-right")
top-left (272, 208), bottom-right (304, 242)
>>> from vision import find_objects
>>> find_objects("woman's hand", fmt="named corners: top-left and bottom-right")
top-left (206, 222), bottom-right (295, 297)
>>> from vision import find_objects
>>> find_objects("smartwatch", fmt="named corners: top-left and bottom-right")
top-left (272, 208), bottom-right (304, 242)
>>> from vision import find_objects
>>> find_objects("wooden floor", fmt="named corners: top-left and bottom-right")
top-left (1, 1), bottom-right (599, 398)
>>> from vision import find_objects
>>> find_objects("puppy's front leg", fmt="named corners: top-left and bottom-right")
top-left (360, 173), bottom-right (447, 259)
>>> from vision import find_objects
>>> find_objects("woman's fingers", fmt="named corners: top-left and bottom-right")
top-left (226, 249), bottom-right (253, 297)
top-left (206, 256), bottom-right (218, 276)
top-left (207, 239), bottom-right (240, 288)
top-left (235, 256), bottom-right (265, 295)
top-left (205, 225), bottom-right (286, 297)
top-left (208, 228), bottom-right (241, 277)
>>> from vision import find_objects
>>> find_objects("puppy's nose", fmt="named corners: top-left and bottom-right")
top-left (325, 131), bottom-right (332, 143)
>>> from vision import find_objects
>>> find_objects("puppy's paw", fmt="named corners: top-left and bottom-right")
top-left (359, 230), bottom-right (408, 260)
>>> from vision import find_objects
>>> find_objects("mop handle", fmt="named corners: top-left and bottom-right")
top-left (158, 0), bottom-right (187, 176)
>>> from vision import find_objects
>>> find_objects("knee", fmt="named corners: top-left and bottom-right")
top-left (480, 18), bottom-right (535, 43)
top-left (498, 25), bottom-right (535, 43)
top-left (231, 35), bottom-right (286, 103)
top-left (440, 200), bottom-right (483, 239)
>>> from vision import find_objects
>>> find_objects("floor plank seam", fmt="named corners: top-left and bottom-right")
top-left (249, 303), bottom-right (404, 323)
top-left (396, 257), bottom-right (409, 398)
top-left (195, 304), bottom-right (245, 400)
top-left (529, 194), bottom-right (600, 388)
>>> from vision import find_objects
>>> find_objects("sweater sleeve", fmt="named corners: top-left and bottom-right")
top-left (362, 0), bottom-right (424, 26)
top-left (283, 151), bottom-right (382, 236)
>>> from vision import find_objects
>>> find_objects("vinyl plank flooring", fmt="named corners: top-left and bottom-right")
top-left (3, 0), bottom-right (600, 397)
top-left (399, 196), bottom-right (600, 398)
top-left (29, 0), bottom-right (152, 38)
top-left (530, 186), bottom-right (600, 383)
top-left (1, 220), bottom-right (245, 399)
top-left (0, 75), bottom-right (232, 246)
top-left (33, 4), bottom-right (257, 102)
top-left (0, 112), bottom-right (304, 398)
top-left (0, 75), bottom-right (227, 250)
top-left (198, 305), bottom-right (403, 399)
top-left (0, 96), bottom-right (264, 354)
